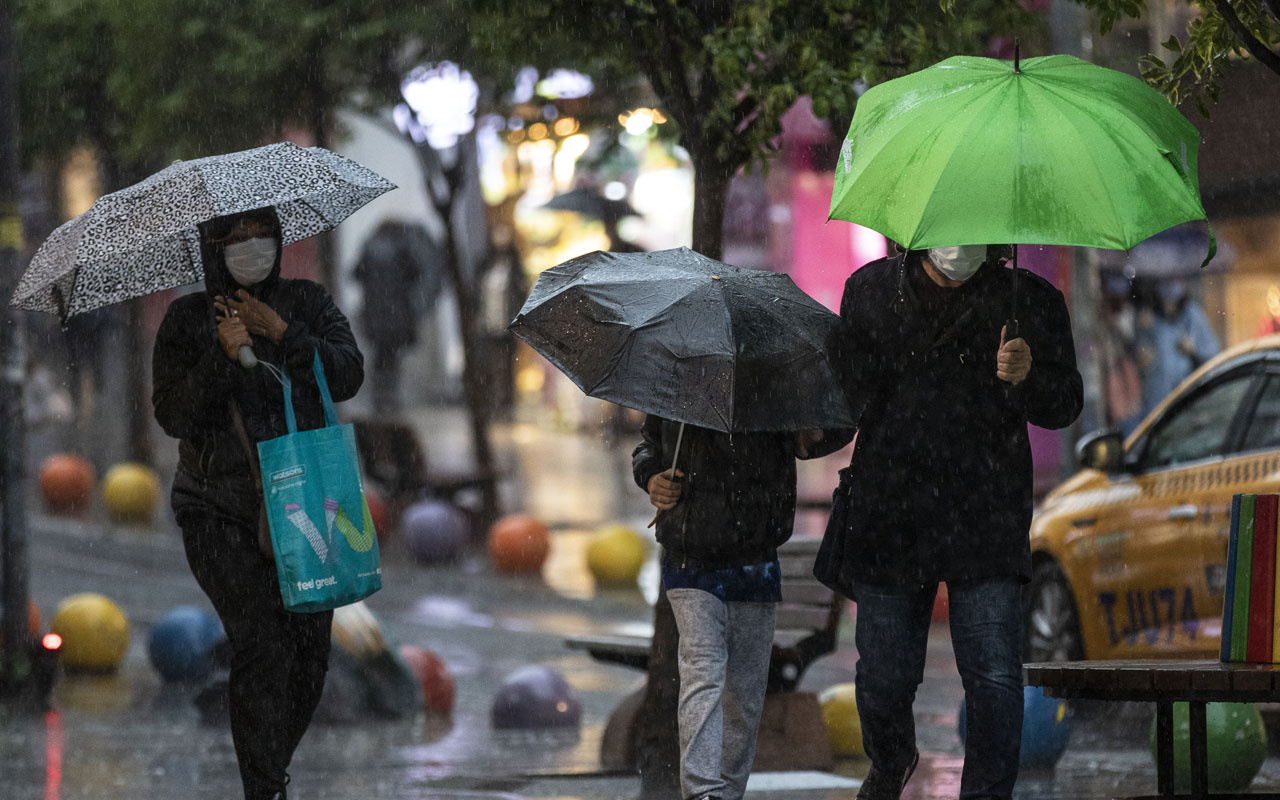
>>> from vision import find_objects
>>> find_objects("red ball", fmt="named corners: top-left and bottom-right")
top-left (487, 513), bottom-right (550, 574)
top-left (39, 454), bottom-right (95, 515)
top-left (398, 644), bottom-right (455, 715)
top-left (364, 487), bottom-right (391, 542)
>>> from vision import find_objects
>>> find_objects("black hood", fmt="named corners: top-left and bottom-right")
top-left (197, 206), bottom-right (284, 299)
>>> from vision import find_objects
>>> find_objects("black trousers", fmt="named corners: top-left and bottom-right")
top-left (180, 513), bottom-right (333, 800)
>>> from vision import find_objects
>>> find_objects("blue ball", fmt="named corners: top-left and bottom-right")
top-left (147, 606), bottom-right (223, 683)
top-left (491, 665), bottom-right (582, 729)
top-left (958, 685), bottom-right (1072, 769)
top-left (401, 500), bottom-right (469, 565)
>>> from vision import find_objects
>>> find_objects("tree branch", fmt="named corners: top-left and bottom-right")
top-left (617, 1), bottom-right (702, 150)
top-left (1209, 0), bottom-right (1280, 76)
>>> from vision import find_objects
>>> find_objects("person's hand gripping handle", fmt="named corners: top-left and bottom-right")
top-left (997, 324), bottom-right (1032, 385)
top-left (646, 469), bottom-right (684, 528)
top-left (214, 295), bottom-right (257, 368)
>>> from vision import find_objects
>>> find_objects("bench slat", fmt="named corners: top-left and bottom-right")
top-left (780, 583), bottom-right (837, 606)
top-left (776, 606), bottom-right (836, 631)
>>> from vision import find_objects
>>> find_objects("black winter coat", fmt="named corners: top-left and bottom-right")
top-left (152, 209), bottom-right (364, 527)
top-left (633, 416), bottom-right (799, 569)
top-left (814, 252), bottom-right (1082, 596)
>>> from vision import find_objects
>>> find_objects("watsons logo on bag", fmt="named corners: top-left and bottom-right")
top-left (296, 576), bottom-right (338, 592)
top-left (270, 465), bottom-right (305, 484)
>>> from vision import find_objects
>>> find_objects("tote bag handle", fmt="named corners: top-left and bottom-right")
top-left (281, 350), bottom-right (340, 434)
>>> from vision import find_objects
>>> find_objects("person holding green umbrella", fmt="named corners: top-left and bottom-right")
top-left (816, 241), bottom-right (1082, 799)
top-left (814, 47), bottom-right (1218, 798)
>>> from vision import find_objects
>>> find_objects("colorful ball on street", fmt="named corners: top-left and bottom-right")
top-left (491, 664), bottom-right (581, 729)
top-left (50, 593), bottom-right (130, 672)
top-left (1147, 702), bottom-right (1266, 792)
top-left (147, 606), bottom-right (224, 683)
top-left (39, 454), bottom-right (95, 515)
top-left (101, 462), bottom-right (161, 524)
top-left (585, 524), bottom-right (648, 586)
top-left (958, 685), bottom-right (1072, 769)
top-left (401, 500), bottom-right (469, 564)
top-left (487, 514), bottom-right (550, 574)
top-left (819, 682), bottom-right (864, 757)
top-left (398, 644), bottom-right (455, 715)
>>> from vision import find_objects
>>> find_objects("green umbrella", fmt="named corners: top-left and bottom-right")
top-left (829, 52), bottom-right (1214, 263)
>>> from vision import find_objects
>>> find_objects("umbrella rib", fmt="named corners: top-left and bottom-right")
top-left (909, 84), bottom-right (1012, 246)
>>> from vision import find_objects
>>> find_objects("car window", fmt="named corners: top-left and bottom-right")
top-left (1139, 374), bottom-right (1254, 470)
top-left (1242, 374), bottom-right (1280, 451)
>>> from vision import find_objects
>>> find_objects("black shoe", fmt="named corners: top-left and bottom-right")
top-left (857, 748), bottom-right (919, 800)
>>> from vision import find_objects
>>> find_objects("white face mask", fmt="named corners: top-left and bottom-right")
top-left (926, 245), bottom-right (988, 282)
top-left (223, 237), bottom-right (278, 286)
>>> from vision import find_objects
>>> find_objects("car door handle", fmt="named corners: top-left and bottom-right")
top-left (1168, 504), bottom-right (1199, 520)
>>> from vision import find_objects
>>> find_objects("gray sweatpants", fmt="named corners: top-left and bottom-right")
top-left (667, 588), bottom-right (777, 800)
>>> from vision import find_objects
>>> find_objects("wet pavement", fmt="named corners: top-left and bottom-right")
top-left (6, 403), bottom-right (1280, 798)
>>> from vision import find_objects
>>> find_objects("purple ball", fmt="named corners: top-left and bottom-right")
top-left (401, 500), bottom-right (469, 565)
top-left (491, 664), bottom-right (582, 729)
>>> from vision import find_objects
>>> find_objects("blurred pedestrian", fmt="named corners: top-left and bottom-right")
top-left (1135, 278), bottom-right (1218, 418)
top-left (1099, 272), bottom-right (1142, 435)
top-left (817, 245), bottom-right (1082, 800)
top-left (478, 218), bottom-right (528, 418)
top-left (634, 416), bottom-right (841, 800)
top-left (152, 207), bottom-right (364, 800)
top-left (352, 220), bottom-right (425, 414)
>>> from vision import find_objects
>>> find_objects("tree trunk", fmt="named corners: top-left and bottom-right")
top-left (440, 210), bottom-right (501, 532)
top-left (417, 139), bottom-right (501, 532)
top-left (690, 153), bottom-right (734, 259)
top-left (0, 0), bottom-right (31, 678)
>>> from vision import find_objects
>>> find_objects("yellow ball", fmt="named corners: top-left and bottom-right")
top-left (819, 682), bottom-right (865, 758)
top-left (585, 524), bottom-right (649, 586)
top-left (50, 593), bottom-right (130, 672)
top-left (101, 462), bottom-right (161, 524)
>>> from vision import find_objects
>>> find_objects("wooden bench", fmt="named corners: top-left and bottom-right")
top-left (565, 537), bottom-right (845, 770)
top-left (1025, 659), bottom-right (1280, 800)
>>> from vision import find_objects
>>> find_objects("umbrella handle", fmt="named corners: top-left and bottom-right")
top-left (1008, 244), bottom-right (1019, 339)
top-left (646, 422), bottom-right (686, 529)
top-left (238, 345), bottom-right (258, 369)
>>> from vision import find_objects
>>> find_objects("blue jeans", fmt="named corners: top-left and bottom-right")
top-left (854, 578), bottom-right (1023, 800)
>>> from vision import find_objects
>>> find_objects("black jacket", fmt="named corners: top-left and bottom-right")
top-left (815, 252), bottom-right (1082, 595)
top-left (633, 416), bottom-right (804, 569)
top-left (152, 209), bottom-right (364, 527)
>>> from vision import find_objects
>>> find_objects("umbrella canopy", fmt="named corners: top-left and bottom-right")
top-left (829, 54), bottom-right (1213, 261)
top-left (541, 187), bottom-right (639, 221)
top-left (509, 247), bottom-right (854, 433)
top-left (10, 142), bottom-right (395, 321)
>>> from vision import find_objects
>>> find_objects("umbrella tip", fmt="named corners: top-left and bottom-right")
top-left (711, 275), bottom-right (722, 280)
top-left (1014, 40), bottom-right (1021, 73)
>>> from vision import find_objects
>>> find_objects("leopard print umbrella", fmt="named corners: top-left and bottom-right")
top-left (9, 142), bottom-right (396, 321)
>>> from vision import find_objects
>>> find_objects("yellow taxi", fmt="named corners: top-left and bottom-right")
top-left (1026, 335), bottom-right (1280, 662)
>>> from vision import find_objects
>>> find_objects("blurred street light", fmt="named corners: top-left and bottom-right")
top-left (535, 69), bottom-right (593, 100)
top-left (396, 62), bottom-right (479, 151)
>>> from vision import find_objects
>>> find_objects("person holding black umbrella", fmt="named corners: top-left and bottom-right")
top-left (816, 245), bottom-right (1082, 800)
top-left (635, 417), bottom-right (844, 800)
top-left (152, 207), bottom-right (364, 800)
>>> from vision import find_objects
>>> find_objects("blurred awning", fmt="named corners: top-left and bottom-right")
top-left (1095, 225), bottom-right (1232, 279)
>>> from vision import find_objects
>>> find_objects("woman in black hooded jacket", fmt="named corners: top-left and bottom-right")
top-left (152, 207), bottom-right (363, 800)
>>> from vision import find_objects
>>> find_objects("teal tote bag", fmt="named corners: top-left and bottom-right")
top-left (258, 351), bottom-right (381, 612)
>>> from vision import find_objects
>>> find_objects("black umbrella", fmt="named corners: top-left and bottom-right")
top-left (509, 247), bottom-right (854, 437)
top-left (541, 188), bottom-right (639, 221)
